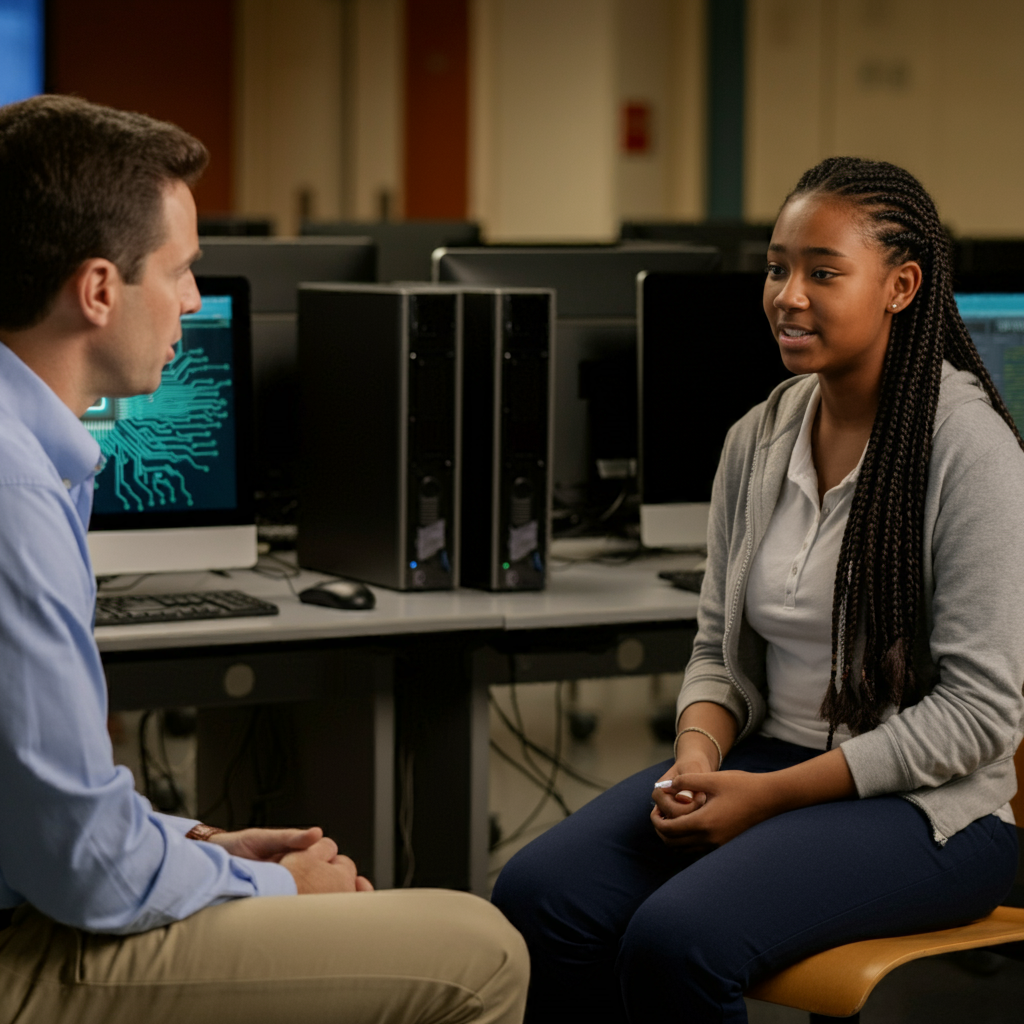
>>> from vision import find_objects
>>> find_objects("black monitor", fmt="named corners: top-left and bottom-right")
top-left (85, 276), bottom-right (257, 576)
top-left (621, 221), bottom-right (773, 273)
top-left (303, 220), bottom-right (480, 282)
top-left (953, 240), bottom-right (1024, 277)
top-left (434, 244), bottom-right (719, 517)
top-left (638, 272), bottom-right (791, 549)
top-left (195, 237), bottom-right (377, 526)
top-left (954, 274), bottom-right (1024, 430)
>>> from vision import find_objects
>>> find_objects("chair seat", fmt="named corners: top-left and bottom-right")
top-left (746, 905), bottom-right (1024, 1018)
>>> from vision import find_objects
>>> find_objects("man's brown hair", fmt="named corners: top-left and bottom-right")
top-left (0, 95), bottom-right (209, 331)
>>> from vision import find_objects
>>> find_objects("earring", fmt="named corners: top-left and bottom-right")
top-left (891, 303), bottom-right (898, 309)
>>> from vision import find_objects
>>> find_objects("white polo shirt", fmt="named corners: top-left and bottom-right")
top-left (745, 384), bottom-right (876, 751)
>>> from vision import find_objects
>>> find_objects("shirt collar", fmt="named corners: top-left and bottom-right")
top-left (0, 341), bottom-right (103, 488)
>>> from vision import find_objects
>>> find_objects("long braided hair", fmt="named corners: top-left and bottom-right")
top-left (781, 157), bottom-right (1024, 743)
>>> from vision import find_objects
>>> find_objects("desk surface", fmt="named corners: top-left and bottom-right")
top-left (95, 551), bottom-right (701, 653)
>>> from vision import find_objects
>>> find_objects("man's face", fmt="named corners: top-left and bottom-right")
top-left (95, 180), bottom-right (202, 397)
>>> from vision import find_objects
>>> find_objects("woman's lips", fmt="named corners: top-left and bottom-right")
top-left (778, 326), bottom-right (816, 348)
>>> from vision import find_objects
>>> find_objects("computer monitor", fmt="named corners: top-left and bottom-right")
top-left (195, 237), bottom-right (377, 525)
top-left (434, 245), bottom-right (718, 515)
top-left (302, 220), bottom-right (480, 282)
top-left (638, 272), bottom-right (791, 549)
top-left (621, 221), bottom-right (773, 273)
top-left (0, 0), bottom-right (44, 105)
top-left (85, 276), bottom-right (257, 576)
top-left (954, 274), bottom-right (1024, 429)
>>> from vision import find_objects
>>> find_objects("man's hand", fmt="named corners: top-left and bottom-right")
top-left (280, 836), bottom-right (375, 894)
top-left (208, 826), bottom-right (325, 863)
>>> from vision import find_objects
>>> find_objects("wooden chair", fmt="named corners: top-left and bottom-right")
top-left (746, 743), bottom-right (1024, 1022)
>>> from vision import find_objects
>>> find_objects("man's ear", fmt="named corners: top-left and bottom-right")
top-left (70, 258), bottom-right (122, 328)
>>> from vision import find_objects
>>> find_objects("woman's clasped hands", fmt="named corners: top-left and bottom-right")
top-left (650, 760), bottom-right (779, 852)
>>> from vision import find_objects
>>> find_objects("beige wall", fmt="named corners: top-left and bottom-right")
top-left (472, 0), bottom-right (707, 241)
top-left (471, 0), bottom-right (619, 241)
top-left (234, 0), bottom-right (345, 235)
top-left (615, 0), bottom-right (706, 223)
top-left (351, 0), bottom-right (403, 220)
top-left (746, 0), bottom-right (1024, 235)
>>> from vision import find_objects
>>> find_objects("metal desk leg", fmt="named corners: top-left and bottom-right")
top-left (394, 636), bottom-right (498, 895)
top-left (193, 648), bottom-right (395, 889)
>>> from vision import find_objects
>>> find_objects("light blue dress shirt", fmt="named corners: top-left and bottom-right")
top-left (0, 341), bottom-right (295, 934)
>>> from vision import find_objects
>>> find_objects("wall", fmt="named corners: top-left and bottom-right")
top-left (351, 0), bottom-right (403, 220)
top-left (616, 0), bottom-right (706, 223)
top-left (48, 0), bottom-right (234, 215)
top-left (234, 0), bottom-right (345, 234)
top-left (471, 0), bottom-right (619, 242)
top-left (404, 0), bottom-right (469, 218)
top-left (746, 0), bottom-right (1024, 234)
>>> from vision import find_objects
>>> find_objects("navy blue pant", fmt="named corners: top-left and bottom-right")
top-left (491, 735), bottom-right (1019, 1023)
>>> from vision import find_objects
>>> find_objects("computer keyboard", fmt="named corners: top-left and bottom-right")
top-left (95, 590), bottom-right (280, 627)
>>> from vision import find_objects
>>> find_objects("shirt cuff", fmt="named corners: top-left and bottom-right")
top-left (230, 856), bottom-right (298, 897)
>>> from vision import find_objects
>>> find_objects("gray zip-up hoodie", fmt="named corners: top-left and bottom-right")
top-left (677, 362), bottom-right (1024, 843)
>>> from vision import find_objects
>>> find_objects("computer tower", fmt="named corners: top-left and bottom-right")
top-left (460, 289), bottom-right (554, 591)
top-left (297, 284), bottom-right (461, 590)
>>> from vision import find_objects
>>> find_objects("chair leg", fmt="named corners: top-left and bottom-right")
top-left (809, 1014), bottom-right (859, 1023)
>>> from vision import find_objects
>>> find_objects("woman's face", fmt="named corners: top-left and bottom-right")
top-left (763, 193), bottom-right (920, 387)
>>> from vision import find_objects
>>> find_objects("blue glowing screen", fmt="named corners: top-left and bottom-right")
top-left (84, 296), bottom-right (239, 515)
top-left (955, 292), bottom-right (1024, 429)
top-left (0, 0), bottom-right (44, 106)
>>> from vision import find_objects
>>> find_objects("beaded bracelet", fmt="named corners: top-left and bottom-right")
top-left (673, 726), bottom-right (723, 770)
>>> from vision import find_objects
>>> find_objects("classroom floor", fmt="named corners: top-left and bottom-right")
top-left (111, 676), bottom-right (1023, 1023)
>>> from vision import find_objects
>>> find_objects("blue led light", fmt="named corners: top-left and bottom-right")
top-left (409, 561), bottom-right (418, 569)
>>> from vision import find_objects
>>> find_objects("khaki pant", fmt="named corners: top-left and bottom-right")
top-left (0, 889), bottom-right (528, 1024)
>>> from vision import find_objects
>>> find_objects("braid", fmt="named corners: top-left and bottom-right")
top-left (784, 157), bottom-right (1024, 740)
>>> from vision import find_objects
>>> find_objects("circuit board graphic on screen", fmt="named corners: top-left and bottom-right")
top-left (83, 296), bottom-right (238, 514)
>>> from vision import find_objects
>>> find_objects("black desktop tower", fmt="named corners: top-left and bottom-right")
top-left (297, 285), bottom-right (461, 590)
top-left (459, 289), bottom-right (554, 591)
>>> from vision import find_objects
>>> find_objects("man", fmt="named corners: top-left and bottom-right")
top-left (0, 95), bottom-right (527, 1024)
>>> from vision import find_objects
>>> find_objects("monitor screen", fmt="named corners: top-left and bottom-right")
top-left (0, 0), bottom-right (44, 105)
top-left (85, 277), bottom-right (256, 576)
top-left (954, 288), bottom-right (1024, 429)
top-left (639, 272), bottom-right (791, 547)
top-left (303, 220), bottom-right (480, 282)
top-left (195, 237), bottom-right (378, 526)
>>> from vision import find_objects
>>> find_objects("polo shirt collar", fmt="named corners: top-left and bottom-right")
top-left (0, 341), bottom-right (103, 488)
top-left (787, 382), bottom-right (866, 508)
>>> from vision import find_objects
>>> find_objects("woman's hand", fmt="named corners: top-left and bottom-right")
top-left (651, 747), bottom-right (858, 851)
top-left (652, 752), bottom-right (716, 817)
top-left (651, 769), bottom-right (776, 850)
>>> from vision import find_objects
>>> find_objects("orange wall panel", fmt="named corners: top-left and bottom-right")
top-left (404, 0), bottom-right (468, 219)
top-left (48, 0), bottom-right (234, 214)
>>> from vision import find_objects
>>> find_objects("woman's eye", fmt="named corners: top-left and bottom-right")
top-left (765, 264), bottom-right (784, 277)
top-left (811, 269), bottom-right (835, 279)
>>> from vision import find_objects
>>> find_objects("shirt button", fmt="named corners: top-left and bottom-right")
top-left (802, 542), bottom-right (808, 551)
top-left (62, 478), bottom-right (72, 489)
top-left (822, 506), bottom-right (830, 516)
top-left (791, 565), bottom-right (798, 576)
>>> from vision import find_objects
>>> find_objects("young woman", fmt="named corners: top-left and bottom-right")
top-left (491, 157), bottom-right (1024, 1023)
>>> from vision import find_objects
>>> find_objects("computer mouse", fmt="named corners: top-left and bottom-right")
top-left (299, 579), bottom-right (376, 611)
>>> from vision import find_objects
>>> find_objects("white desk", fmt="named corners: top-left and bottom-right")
top-left (98, 551), bottom-right (701, 894)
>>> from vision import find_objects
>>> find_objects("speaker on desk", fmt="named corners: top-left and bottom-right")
top-left (460, 289), bottom-right (554, 591)
top-left (297, 284), bottom-right (462, 590)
